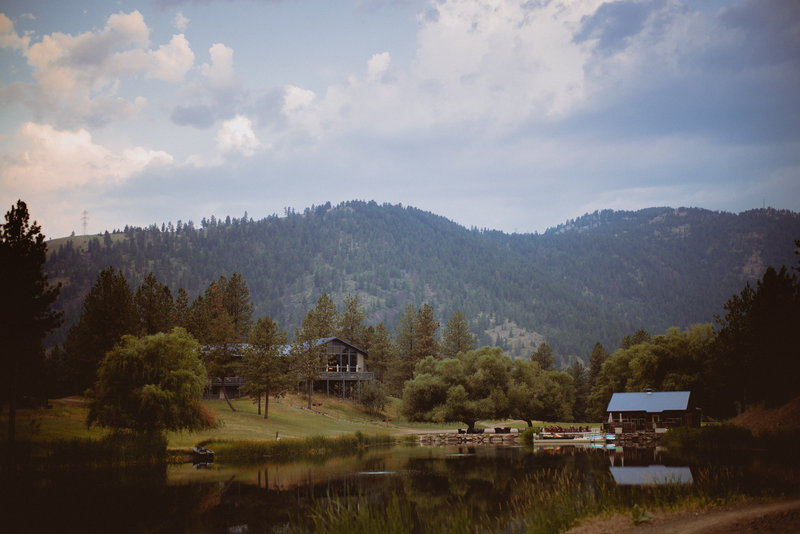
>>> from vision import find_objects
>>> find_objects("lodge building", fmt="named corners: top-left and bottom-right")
top-left (208, 337), bottom-right (373, 400)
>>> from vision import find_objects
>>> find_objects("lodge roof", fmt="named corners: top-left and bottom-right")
top-left (606, 391), bottom-right (691, 413)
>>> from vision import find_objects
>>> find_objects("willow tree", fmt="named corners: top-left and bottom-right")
top-left (88, 328), bottom-right (210, 435)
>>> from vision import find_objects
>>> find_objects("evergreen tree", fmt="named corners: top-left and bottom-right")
top-left (441, 310), bottom-right (477, 358)
top-left (568, 360), bottom-right (588, 422)
top-left (291, 294), bottom-right (336, 409)
top-left (364, 323), bottom-right (392, 383)
top-left (172, 287), bottom-right (190, 329)
top-left (712, 264), bottom-right (800, 413)
top-left (621, 329), bottom-right (651, 350)
top-left (530, 342), bottom-right (555, 371)
top-left (337, 293), bottom-right (367, 347)
top-left (386, 304), bottom-right (418, 395)
top-left (222, 272), bottom-right (254, 342)
top-left (240, 315), bottom-right (289, 418)
top-left (416, 303), bottom-right (440, 360)
top-left (302, 293), bottom-right (338, 338)
top-left (1, 200), bottom-right (62, 445)
top-left (587, 342), bottom-right (608, 388)
top-left (135, 271), bottom-right (174, 336)
top-left (192, 280), bottom-right (239, 411)
top-left (64, 267), bottom-right (137, 394)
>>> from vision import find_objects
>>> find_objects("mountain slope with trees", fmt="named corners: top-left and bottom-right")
top-left (45, 202), bottom-right (800, 363)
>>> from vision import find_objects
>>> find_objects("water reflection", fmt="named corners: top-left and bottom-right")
top-left (610, 465), bottom-right (694, 485)
top-left (3, 443), bottom-right (797, 533)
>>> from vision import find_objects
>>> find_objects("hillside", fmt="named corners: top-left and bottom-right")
top-left (44, 202), bottom-right (800, 362)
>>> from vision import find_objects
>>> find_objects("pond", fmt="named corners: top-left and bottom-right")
top-left (3, 443), bottom-right (798, 533)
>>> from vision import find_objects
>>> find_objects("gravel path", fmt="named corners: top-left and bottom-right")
top-left (567, 499), bottom-right (800, 534)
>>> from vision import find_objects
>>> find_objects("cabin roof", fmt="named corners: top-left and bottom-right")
top-left (606, 391), bottom-right (691, 413)
top-left (279, 336), bottom-right (367, 356)
top-left (316, 336), bottom-right (366, 354)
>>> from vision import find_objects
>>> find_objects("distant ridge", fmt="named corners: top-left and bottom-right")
top-left (45, 202), bottom-right (800, 363)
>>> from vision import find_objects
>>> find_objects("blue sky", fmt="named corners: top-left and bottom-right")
top-left (1, 0), bottom-right (798, 238)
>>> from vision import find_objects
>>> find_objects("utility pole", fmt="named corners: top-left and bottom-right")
top-left (82, 210), bottom-right (88, 235)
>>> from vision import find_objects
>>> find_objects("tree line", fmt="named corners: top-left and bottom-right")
top-left (45, 201), bottom-right (800, 362)
top-left (5, 198), bottom-right (799, 447)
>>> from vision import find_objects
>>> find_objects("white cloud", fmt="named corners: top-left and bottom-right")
top-left (283, 85), bottom-right (316, 113)
top-left (201, 43), bottom-right (238, 95)
top-left (0, 10), bottom-right (198, 126)
top-left (275, 0), bottom-right (603, 144)
top-left (0, 122), bottom-right (173, 194)
top-left (0, 13), bottom-right (30, 50)
top-left (367, 51), bottom-right (391, 82)
top-left (174, 11), bottom-right (189, 32)
top-left (149, 34), bottom-right (194, 83)
top-left (216, 115), bottom-right (261, 156)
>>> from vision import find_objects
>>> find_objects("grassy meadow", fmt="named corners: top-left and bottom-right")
top-left (2, 394), bottom-right (442, 450)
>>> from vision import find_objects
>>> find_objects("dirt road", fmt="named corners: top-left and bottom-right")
top-left (567, 499), bottom-right (800, 534)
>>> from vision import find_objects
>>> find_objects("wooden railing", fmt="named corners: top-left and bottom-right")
top-left (210, 377), bottom-right (245, 387)
top-left (318, 371), bottom-right (375, 380)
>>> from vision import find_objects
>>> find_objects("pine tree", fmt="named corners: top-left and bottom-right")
top-left (223, 272), bottom-right (254, 342)
top-left (530, 342), bottom-right (555, 371)
top-left (1, 200), bottom-right (62, 445)
top-left (135, 272), bottom-right (174, 336)
top-left (240, 315), bottom-right (289, 418)
top-left (192, 280), bottom-right (239, 411)
top-left (442, 310), bottom-right (476, 358)
top-left (292, 293), bottom-right (337, 409)
top-left (64, 267), bottom-right (136, 394)
top-left (416, 303), bottom-right (440, 360)
top-left (337, 293), bottom-right (366, 347)
top-left (364, 323), bottom-right (392, 383)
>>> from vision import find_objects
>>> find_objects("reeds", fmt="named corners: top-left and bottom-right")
top-left (293, 460), bottom-right (796, 534)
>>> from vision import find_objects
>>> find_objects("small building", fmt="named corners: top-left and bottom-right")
top-left (604, 390), bottom-right (701, 434)
top-left (314, 337), bottom-right (373, 399)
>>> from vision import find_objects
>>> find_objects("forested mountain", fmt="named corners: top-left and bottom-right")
top-left (45, 201), bottom-right (800, 363)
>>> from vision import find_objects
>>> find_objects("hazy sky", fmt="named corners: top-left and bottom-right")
top-left (1, 0), bottom-right (798, 238)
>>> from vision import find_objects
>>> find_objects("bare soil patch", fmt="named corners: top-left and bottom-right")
top-left (728, 396), bottom-right (800, 432)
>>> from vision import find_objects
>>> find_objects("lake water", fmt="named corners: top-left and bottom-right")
top-left (3, 443), bottom-right (798, 533)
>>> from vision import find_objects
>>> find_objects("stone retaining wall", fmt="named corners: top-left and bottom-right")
top-left (418, 432), bottom-right (522, 446)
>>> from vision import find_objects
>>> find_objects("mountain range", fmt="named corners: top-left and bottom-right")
top-left (45, 201), bottom-right (800, 364)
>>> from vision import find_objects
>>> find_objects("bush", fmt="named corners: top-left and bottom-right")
top-left (521, 428), bottom-right (535, 446)
top-left (358, 380), bottom-right (387, 414)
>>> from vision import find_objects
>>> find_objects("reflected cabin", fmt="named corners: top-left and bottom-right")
top-left (604, 390), bottom-right (701, 434)
top-left (208, 337), bottom-right (373, 400)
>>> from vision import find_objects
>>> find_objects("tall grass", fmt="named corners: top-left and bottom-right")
top-left (1, 431), bottom-right (167, 468)
top-left (294, 459), bottom-right (798, 534)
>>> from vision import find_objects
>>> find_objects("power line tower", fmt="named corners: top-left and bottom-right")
top-left (82, 210), bottom-right (88, 235)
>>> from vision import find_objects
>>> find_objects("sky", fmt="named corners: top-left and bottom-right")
top-left (0, 0), bottom-right (798, 238)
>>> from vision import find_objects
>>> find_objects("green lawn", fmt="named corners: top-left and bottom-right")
top-left (167, 395), bottom-right (401, 448)
top-left (2, 395), bottom-right (593, 450)
top-left (2, 395), bottom-right (408, 449)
